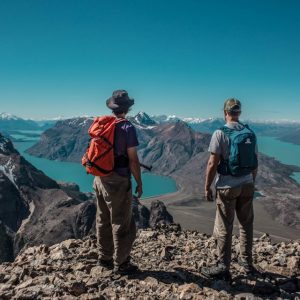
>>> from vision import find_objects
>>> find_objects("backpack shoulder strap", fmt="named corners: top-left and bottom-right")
top-left (243, 123), bottom-right (253, 132)
top-left (115, 117), bottom-right (128, 124)
top-left (219, 125), bottom-right (234, 137)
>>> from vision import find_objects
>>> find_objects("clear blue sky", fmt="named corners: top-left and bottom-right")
top-left (0, 0), bottom-right (299, 120)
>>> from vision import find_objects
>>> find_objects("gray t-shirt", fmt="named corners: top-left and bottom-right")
top-left (208, 122), bottom-right (256, 189)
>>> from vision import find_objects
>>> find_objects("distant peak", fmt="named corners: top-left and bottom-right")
top-left (0, 112), bottom-right (21, 121)
top-left (134, 112), bottom-right (156, 126)
top-left (136, 111), bottom-right (149, 117)
top-left (182, 117), bottom-right (205, 123)
top-left (161, 119), bottom-right (192, 133)
top-left (150, 114), bottom-right (181, 124)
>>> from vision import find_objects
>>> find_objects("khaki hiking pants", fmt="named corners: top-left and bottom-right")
top-left (93, 173), bottom-right (136, 266)
top-left (213, 183), bottom-right (255, 268)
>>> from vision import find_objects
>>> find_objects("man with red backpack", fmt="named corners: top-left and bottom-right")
top-left (85, 90), bottom-right (142, 274)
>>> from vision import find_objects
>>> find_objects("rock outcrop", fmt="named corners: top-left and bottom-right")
top-left (132, 196), bottom-right (151, 229)
top-left (0, 225), bottom-right (299, 299)
top-left (0, 133), bottom-right (97, 260)
top-left (132, 198), bottom-right (174, 230)
top-left (0, 133), bottom-right (175, 262)
top-left (149, 200), bottom-right (174, 228)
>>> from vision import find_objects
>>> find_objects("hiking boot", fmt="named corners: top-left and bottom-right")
top-left (238, 259), bottom-right (259, 275)
top-left (201, 263), bottom-right (231, 281)
top-left (114, 260), bottom-right (139, 275)
top-left (98, 258), bottom-right (114, 270)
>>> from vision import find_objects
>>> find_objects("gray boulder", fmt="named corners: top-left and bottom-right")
top-left (150, 200), bottom-right (174, 228)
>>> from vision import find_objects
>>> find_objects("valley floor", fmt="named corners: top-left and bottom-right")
top-left (144, 193), bottom-right (300, 242)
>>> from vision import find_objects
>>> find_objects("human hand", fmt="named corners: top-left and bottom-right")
top-left (133, 195), bottom-right (143, 206)
top-left (135, 184), bottom-right (143, 199)
top-left (205, 188), bottom-right (214, 202)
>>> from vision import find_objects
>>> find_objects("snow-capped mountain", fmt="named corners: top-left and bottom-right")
top-left (0, 113), bottom-right (22, 121)
top-left (0, 112), bottom-right (66, 132)
top-left (151, 114), bottom-right (181, 124)
top-left (133, 112), bottom-right (157, 126)
top-left (183, 118), bottom-right (224, 133)
top-left (27, 116), bottom-right (66, 122)
top-left (0, 112), bottom-right (39, 131)
top-left (182, 117), bottom-right (207, 124)
top-left (151, 115), bottom-right (222, 128)
top-left (1, 110), bottom-right (300, 142)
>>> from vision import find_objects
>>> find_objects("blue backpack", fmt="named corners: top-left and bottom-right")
top-left (217, 123), bottom-right (258, 177)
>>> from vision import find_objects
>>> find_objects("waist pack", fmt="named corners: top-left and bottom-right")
top-left (217, 123), bottom-right (258, 177)
top-left (82, 116), bottom-right (126, 176)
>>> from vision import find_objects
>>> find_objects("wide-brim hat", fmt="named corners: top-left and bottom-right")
top-left (106, 90), bottom-right (135, 110)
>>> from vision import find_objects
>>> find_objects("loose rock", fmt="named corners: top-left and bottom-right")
top-left (0, 226), bottom-right (299, 299)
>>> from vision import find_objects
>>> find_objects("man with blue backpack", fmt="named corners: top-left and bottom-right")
top-left (201, 98), bottom-right (258, 280)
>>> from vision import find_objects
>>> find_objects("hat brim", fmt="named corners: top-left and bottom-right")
top-left (106, 98), bottom-right (134, 110)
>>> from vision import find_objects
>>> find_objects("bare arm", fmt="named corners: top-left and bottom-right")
top-left (204, 153), bottom-right (220, 201)
top-left (127, 147), bottom-right (143, 198)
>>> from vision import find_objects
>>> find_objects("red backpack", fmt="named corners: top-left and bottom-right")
top-left (82, 116), bottom-right (125, 176)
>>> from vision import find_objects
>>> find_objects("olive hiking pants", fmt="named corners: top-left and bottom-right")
top-left (93, 173), bottom-right (136, 266)
top-left (213, 183), bottom-right (255, 268)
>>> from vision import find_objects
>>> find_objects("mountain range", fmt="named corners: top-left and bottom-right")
top-left (1, 111), bottom-right (300, 299)
top-left (152, 114), bottom-right (300, 145)
top-left (3, 111), bottom-right (300, 145)
top-left (150, 114), bottom-right (300, 146)
top-left (0, 113), bottom-right (56, 137)
top-left (0, 113), bottom-right (39, 131)
top-left (26, 112), bottom-right (300, 232)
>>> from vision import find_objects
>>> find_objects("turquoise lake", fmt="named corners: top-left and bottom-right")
top-left (12, 132), bottom-right (178, 198)
top-left (10, 131), bottom-right (300, 198)
top-left (258, 136), bottom-right (300, 183)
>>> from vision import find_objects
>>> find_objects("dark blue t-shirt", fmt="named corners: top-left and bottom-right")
top-left (114, 120), bottom-right (139, 177)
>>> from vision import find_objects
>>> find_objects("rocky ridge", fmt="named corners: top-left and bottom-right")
top-left (0, 224), bottom-right (299, 299)
top-left (0, 132), bottom-right (95, 261)
top-left (0, 133), bottom-right (173, 263)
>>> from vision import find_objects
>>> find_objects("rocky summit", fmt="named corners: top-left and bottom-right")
top-left (0, 133), bottom-right (174, 264)
top-left (0, 225), bottom-right (299, 300)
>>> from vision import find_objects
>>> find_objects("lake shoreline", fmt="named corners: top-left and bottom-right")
top-left (142, 175), bottom-right (300, 241)
top-left (13, 138), bottom-right (178, 197)
top-left (9, 130), bottom-right (300, 241)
